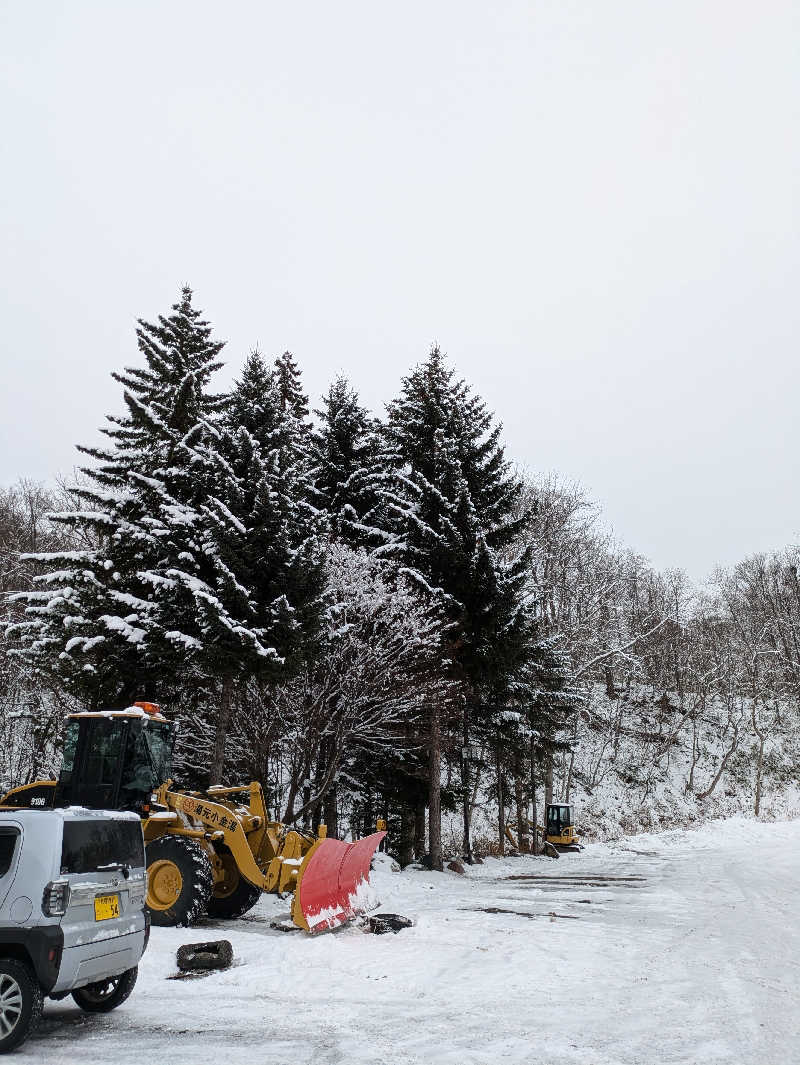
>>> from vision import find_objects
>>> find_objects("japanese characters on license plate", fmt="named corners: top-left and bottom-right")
top-left (94, 894), bottom-right (120, 921)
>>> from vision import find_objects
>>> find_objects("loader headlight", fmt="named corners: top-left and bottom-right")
top-left (42, 880), bottom-right (71, 916)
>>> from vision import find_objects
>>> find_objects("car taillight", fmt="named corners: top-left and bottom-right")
top-left (42, 880), bottom-right (70, 916)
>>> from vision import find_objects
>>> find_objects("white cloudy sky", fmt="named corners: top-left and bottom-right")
top-left (1, 1), bottom-right (798, 579)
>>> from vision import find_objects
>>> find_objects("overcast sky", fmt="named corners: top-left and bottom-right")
top-left (1, 1), bottom-right (797, 580)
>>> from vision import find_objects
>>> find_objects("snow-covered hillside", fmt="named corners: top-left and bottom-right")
top-left (451, 685), bottom-right (800, 854)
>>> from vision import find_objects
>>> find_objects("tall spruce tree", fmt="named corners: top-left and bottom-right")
top-left (226, 348), bottom-right (279, 447)
top-left (272, 351), bottom-right (310, 458)
top-left (205, 348), bottom-right (326, 781)
top-left (9, 287), bottom-right (227, 706)
top-left (379, 346), bottom-right (574, 866)
top-left (382, 347), bottom-right (532, 688)
top-left (310, 375), bottom-right (385, 546)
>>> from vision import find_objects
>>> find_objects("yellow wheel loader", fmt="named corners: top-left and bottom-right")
top-left (1, 703), bottom-right (385, 932)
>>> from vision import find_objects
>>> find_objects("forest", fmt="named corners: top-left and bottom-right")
top-left (2, 288), bottom-right (799, 866)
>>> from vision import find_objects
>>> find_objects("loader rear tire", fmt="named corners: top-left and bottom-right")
top-left (146, 836), bottom-right (213, 927)
top-left (206, 868), bottom-right (262, 920)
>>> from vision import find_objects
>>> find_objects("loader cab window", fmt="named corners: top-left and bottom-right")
top-left (56, 720), bottom-right (77, 798)
top-left (57, 717), bottom-right (128, 809)
top-left (120, 721), bottom-right (174, 809)
top-left (142, 722), bottom-right (174, 782)
top-left (61, 722), bottom-right (79, 773)
top-left (120, 729), bottom-right (156, 799)
top-left (77, 719), bottom-right (126, 808)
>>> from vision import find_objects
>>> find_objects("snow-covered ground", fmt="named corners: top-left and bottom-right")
top-left (20, 819), bottom-right (800, 1065)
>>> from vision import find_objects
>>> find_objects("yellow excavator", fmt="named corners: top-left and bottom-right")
top-left (543, 802), bottom-right (582, 851)
top-left (505, 803), bottom-right (582, 853)
top-left (1, 703), bottom-right (385, 932)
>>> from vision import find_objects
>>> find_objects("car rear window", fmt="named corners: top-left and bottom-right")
top-left (60, 819), bottom-right (144, 875)
top-left (0, 829), bottom-right (19, 876)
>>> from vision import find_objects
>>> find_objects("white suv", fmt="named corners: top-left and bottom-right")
top-left (0, 807), bottom-right (149, 1052)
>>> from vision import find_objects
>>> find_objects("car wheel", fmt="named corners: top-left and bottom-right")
top-left (0, 958), bottom-right (43, 1052)
top-left (71, 966), bottom-right (138, 1013)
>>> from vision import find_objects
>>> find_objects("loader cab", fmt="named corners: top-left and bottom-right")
top-left (57, 704), bottom-right (175, 816)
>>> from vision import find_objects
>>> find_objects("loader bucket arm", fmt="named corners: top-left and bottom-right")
top-left (291, 831), bottom-right (386, 932)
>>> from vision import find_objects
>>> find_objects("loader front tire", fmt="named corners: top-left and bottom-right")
top-left (206, 867), bottom-right (262, 920)
top-left (146, 836), bottom-right (213, 927)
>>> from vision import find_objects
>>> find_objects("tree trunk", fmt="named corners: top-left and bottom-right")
top-left (605, 665), bottom-right (617, 700)
top-left (754, 735), bottom-right (765, 817)
top-left (514, 762), bottom-right (528, 852)
top-left (612, 701), bottom-right (624, 760)
top-left (461, 702), bottom-right (473, 863)
top-left (209, 674), bottom-right (235, 785)
top-left (687, 708), bottom-right (700, 794)
top-left (323, 782), bottom-right (339, 839)
top-left (544, 755), bottom-right (553, 808)
top-left (752, 703), bottom-right (766, 818)
top-left (697, 712), bottom-right (740, 801)
top-left (399, 804), bottom-right (415, 867)
top-left (414, 797), bottom-right (427, 859)
top-left (496, 735), bottom-right (505, 856)
top-left (564, 751), bottom-right (575, 802)
top-left (310, 750), bottom-right (326, 834)
top-left (530, 737), bottom-right (540, 856)
top-left (428, 704), bottom-right (443, 871)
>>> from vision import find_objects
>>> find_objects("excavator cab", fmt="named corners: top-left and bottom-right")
top-left (546, 802), bottom-right (581, 850)
top-left (56, 707), bottom-right (175, 814)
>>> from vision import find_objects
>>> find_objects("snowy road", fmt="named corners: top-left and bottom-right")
top-left (18, 819), bottom-right (800, 1065)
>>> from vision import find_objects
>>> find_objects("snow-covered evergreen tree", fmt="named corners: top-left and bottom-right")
top-left (382, 346), bottom-right (531, 697)
top-left (178, 347), bottom-right (327, 781)
top-left (272, 350), bottom-right (310, 458)
top-left (311, 375), bottom-right (386, 546)
top-left (184, 424), bottom-right (325, 781)
top-left (225, 347), bottom-right (326, 658)
top-left (9, 287), bottom-right (226, 706)
top-left (226, 348), bottom-right (279, 448)
top-left (379, 346), bottom-right (574, 864)
top-left (223, 351), bottom-right (327, 672)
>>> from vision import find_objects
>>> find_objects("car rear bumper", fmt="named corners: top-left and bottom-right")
top-left (51, 928), bottom-right (146, 994)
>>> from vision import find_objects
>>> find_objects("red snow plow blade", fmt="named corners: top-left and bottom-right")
top-left (291, 831), bottom-right (386, 932)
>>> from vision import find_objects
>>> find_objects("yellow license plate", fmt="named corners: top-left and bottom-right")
top-left (94, 894), bottom-right (120, 921)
